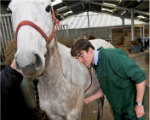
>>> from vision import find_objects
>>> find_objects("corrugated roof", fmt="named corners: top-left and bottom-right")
top-left (53, 0), bottom-right (149, 23)
top-left (1, 0), bottom-right (149, 23)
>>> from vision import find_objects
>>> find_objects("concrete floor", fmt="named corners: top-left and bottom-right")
top-left (81, 48), bottom-right (149, 120)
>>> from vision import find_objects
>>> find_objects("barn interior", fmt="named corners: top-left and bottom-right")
top-left (1, 0), bottom-right (149, 120)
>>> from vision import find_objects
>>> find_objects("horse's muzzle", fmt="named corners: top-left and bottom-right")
top-left (15, 51), bottom-right (44, 77)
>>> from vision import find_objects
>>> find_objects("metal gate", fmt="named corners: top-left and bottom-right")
top-left (55, 24), bottom-right (69, 43)
top-left (0, 14), bottom-right (14, 62)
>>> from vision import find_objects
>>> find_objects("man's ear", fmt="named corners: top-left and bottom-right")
top-left (88, 47), bottom-right (93, 53)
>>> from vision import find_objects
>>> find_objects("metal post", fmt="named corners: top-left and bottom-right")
top-left (75, 29), bottom-right (77, 39)
top-left (121, 16), bottom-right (125, 26)
top-left (1, 18), bottom-right (7, 48)
top-left (143, 24), bottom-right (145, 47)
top-left (3, 16), bottom-right (11, 42)
top-left (110, 29), bottom-right (113, 44)
top-left (87, 12), bottom-right (90, 36)
top-left (7, 16), bottom-right (13, 41)
top-left (131, 8), bottom-right (134, 41)
top-left (66, 24), bottom-right (68, 42)
top-left (140, 26), bottom-right (142, 37)
top-left (11, 15), bottom-right (15, 39)
top-left (143, 24), bottom-right (144, 38)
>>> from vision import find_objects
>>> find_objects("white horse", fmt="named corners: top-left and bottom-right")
top-left (9, 0), bottom-right (114, 120)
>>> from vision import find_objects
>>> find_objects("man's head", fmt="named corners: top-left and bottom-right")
top-left (71, 39), bottom-right (95, 67)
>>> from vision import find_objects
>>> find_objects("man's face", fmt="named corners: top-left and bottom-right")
top-left (75, 48), bottom-right (94, 67)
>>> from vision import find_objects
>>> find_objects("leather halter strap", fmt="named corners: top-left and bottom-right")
top-left (51, 8), bottom-right (62, 30)
top-left (15, 7), bottom-right (61, 44)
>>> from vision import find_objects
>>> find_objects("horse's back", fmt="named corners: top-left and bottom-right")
top-left (90, 39), bottom-right (114, 49)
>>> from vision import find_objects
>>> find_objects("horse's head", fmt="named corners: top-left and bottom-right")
top-left (9, 0), bottom-right (53, 78)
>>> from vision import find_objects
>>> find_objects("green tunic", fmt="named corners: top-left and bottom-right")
top-left (93, 47), bottom-right (146, 120)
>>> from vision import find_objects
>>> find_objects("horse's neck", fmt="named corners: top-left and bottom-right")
top-left (45, 38), bottom-right (63, 76)
top-left (43, 38), bottom-right (99, 95)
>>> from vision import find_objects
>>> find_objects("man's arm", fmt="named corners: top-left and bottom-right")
top-left (84, 88), bottom-right (104, 105)
top-left (135, 80), bottom-right (145, 118)
top-left (109, 50), bottom-right (146, 118)
top-left (1, 60), bottom-right (23, 103)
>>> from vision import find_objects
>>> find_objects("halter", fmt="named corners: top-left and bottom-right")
top-left (15, 7), bottom-right (62, 44)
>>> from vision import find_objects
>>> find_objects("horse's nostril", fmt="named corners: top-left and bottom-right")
top-left (35, 53), bottom-right (42, 70)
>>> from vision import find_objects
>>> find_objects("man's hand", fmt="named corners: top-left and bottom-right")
top-left (135, 105), bottom-right (145, 118)
top-left (84, 88), bottom-right (104, 105)
top-left (84, 98), bottom-right (91, 105)
top-left (11, 60), bottom-right (15, 69)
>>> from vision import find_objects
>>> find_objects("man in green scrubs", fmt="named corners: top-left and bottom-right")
top-left (71, 39), bottom-right (146, 120)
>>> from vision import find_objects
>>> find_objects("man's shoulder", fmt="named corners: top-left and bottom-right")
top-left (104, 47), bottom-right (126, 54)
top-left (100, 47), bottom-right (128, 58)
top-left (100, 47), bottom-right (116, 55)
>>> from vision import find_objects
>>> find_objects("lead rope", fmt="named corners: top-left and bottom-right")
top-left (33, 78), bottom-right (47, 120)
top-left (84, 65), bottom-right (93, 93)
top-left (32, 9), bottom-right (61, 120)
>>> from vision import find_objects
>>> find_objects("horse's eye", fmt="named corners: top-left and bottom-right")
top-left (45, 5), bottom-right (51, 12)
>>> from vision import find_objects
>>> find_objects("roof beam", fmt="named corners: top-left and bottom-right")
top-left (134, 10), bottom-right (149, 16)
top-left (125, 1), bottom-right (149, 16)
top-left (89, 1), bottom-right (149, 16)
top-left (82, 3), bottom-right (85, 9)
top-left (89, 1), bottom-right (130, 11)
top-left (100, 12), bottom-right (148, 23)
top-left (134, 1), bottom-right (146, 9)
top-left (55, 2), bottom-right (82, 13)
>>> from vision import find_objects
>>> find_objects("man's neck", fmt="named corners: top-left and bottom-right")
top-left (92, 50), bottom-right (95, 64)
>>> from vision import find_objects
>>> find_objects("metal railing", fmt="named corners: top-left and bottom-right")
top-left (0, 14), bottom-right (14, 62)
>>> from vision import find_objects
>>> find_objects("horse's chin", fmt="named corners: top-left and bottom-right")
top-left (16, 69), bottom-right (44, 78)
top-left (23, 73), bottom-right (43, 78)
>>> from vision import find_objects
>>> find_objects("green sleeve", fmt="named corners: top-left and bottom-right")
top-left (108, 49), bottom-right (146, 84)
top-left (20, 77), bottom-right (36, 108)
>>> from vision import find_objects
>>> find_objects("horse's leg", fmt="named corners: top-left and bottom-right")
top-left (97, 96), bottom-right (105, 120)
top-left (66, 89), bottom-right (84, 120)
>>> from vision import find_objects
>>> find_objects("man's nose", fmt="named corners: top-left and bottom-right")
top-left (79, 57), bottom-right (83, 63)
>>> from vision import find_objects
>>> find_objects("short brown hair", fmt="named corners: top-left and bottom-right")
top-left (71, 39), bottom-right (95, 57)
